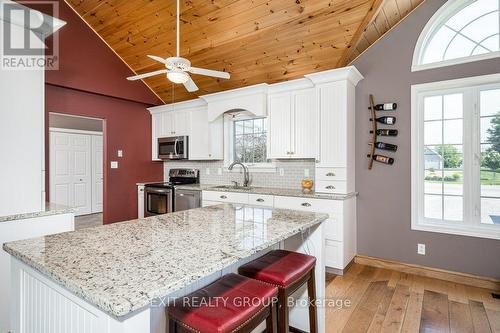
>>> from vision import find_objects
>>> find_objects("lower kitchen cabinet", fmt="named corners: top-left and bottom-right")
top-left (201, 190), bottom-right (356, 272)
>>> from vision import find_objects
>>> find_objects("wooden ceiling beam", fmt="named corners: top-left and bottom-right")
top-left (336, 0), bottom-right (386, 67)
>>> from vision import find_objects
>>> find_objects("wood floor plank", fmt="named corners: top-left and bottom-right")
top-left (449, 301), bottom-right (474, 333)
top-left (366, 286), bottom-right (396, 333)
top-left (381, 284), bottom-right (411, 333)
top-left (419, 290), bottom-right (450, 333)
top-left (342, 281), bottom-right (388, 333)
top-left (401, 292), bottom-right (424, 333)
top-left (470, 300), bottom-right (493, 333)
top-left (486, 308), bottom-right (500, 333)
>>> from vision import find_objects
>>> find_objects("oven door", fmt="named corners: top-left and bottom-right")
top-left (158, 136), bottom-right (188, 160)
top-left (144, 187), bottom-right (172, 216)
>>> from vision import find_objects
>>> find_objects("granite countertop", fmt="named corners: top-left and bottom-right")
top-left (0, 202), bottom-right (75, 223)
top-left (3, 204), bottom-right (327, 318)
top-left (175, 184), bottom-right (357, 200)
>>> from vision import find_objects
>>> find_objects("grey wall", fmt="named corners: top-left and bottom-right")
top-left (353, 0), bottom-right (500, 279)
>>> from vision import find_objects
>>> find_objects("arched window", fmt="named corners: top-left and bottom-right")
top-left (413, 0), bottom-right (500, 71)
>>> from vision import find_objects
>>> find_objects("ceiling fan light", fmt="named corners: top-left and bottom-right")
top-left (167, 71), bottom-right (189, 84)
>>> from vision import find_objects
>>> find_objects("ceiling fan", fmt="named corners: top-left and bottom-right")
top-left (126, 0), bottom-right (230, 92)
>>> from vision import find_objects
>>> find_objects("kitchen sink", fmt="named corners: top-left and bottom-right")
top-left (212, 185), bottom-right (254, 191)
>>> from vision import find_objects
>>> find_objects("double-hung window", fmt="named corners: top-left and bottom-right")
top-left (412, 74), bottom-right (500, 240)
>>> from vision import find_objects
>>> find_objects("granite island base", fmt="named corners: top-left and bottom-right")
top-left (4, 204), bottom-right (327, 333)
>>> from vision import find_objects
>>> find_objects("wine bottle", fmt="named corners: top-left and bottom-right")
top-left (369, 103), bottom-right (397, 111)
top-left (372, 154), bottom-right (394, 165)
top-left (370, 129), bottom-right (398, 136)
top-left (374, 142), bottom-right (398, 151)
top-left (370, 116), bottom-right (396, 125)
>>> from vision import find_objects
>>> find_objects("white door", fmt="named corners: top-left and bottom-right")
top-left (267, 93), bottom-right (292, 159)
top-left (292, 88), bottom-right (319, 159)
top-left (91, 135), bottom-right (103, 213)
top-left (50, 131), bottom-right (92, 216)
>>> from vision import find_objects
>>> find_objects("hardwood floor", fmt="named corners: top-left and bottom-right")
top-left (74, 213), bottom-right (103, 230)
top-left (325, 263), bottom-right (500, 333)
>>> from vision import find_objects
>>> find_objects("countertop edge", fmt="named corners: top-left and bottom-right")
top-left (0, 204), bottom-right (76, 223)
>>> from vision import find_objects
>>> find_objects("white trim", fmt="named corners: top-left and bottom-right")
top-left (412, 0), bottom-right (500, 72)
top-left (49, 112), bottom-right (104, 122)
top-left (49, 127), bottom-right (103, 136)
top-left (411, 73), bottom-right (500, 240)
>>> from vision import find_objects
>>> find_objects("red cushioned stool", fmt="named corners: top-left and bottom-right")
top-left (238, 250), bottom-right (317, 333)
top-left (167, 273), bottom-right (278, 333)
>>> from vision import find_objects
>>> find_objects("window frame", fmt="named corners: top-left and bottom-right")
top-left (412, 0), bottom-right (500, 72)
top-left (411, 73), bottom-right (500, 240)
top-left (223, 114), bottom-right (276, 173)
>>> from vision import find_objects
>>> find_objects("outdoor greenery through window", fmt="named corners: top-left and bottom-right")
top-left (414, 79), bottom-right (500, 239)
top-left (233, 118), bottom-right (269, 164)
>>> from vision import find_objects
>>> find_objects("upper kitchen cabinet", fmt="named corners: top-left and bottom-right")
top-left (190, 109), bottom-right (223, 160)
top-left (156, 110), bottom-right (191, 137)
top-left (267, 86), bottom-right (319, 159)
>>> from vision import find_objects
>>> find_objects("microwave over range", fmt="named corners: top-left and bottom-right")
top-left (158, 136), bottom-right (188, 160)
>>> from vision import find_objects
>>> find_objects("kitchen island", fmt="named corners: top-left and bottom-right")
top-left (3, 204), bottom-right (327, 333)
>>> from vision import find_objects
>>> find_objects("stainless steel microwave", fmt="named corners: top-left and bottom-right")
top-left (158, 136), bottom-right (188, 160)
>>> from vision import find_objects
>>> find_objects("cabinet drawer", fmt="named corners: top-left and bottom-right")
top-left (316, 168), bottom-right (347, 181)
top-left (202, 191), bottom-right (249, 204)
top-left (248, 194), bottom-right (274, 207)
top-left (273, 195), bottom-right (342, 213)
top-left (325, 239), bottom-right (343, 269)
top-left (324, 217), bottom-right (343, 242)
top-left (315, 180), bottom-right (347, 194)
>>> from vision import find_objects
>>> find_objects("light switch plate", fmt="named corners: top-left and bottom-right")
top-left (117, 150), bottom-right (123, 157)
top-left (111, 161), bottom-right (118, 169)
top-left (417, 243), bottom-right (426, 255)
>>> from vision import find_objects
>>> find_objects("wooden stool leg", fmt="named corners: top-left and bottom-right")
top-left (307, 269), bottom-right (317, 333)
top-left (266, 302), bottom-right (278, 333)
top-left (278, 288), bottom-right (289, 333)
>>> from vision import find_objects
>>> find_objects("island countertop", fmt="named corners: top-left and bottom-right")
top-left (3, 204), bottom-right (327, 318)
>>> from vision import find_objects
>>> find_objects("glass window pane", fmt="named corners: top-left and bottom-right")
top-left (424, 146), bottom-right (444, 170)
top-left (481, 168), bottom-right (500, 198)
top-left (481, 198), bottom-right (500, 225)
top-left (233, 118), bottom-right (268, 164)
top-left (425, 195), bottom-right (442, 219)
top-left (481, 34), bottom-right (500, 52)
top-left (480, 88), bottom-right (500, 117)
top-left (425, 168), bottom-right (443, 194)
top-left (443, 93), bottom-right (463, 119)
top-left (446, 0), bottom-right (498, 31)
top-left (444, 196), bottom-right (463, 221)
top-left (235, 120), bottom-right (244, 135)
top-left (243, 120), bottom-right (253, 134)
top-left (425, 121), bottom-right (442, 145)
top-left (461, 12), bottom-right (499, 46)
top-left (254, 118), bottom-right (264, 134)
top-left (444, 34), bottom-right (476, 60)
top-left (423, 26), bottom-right (455, 64)
top-left (424, 96), bottom-right (442, 120)
top-left (481, 117), bottom-right (495, 143)
top-left (443, 119), bottom-right (463, 144)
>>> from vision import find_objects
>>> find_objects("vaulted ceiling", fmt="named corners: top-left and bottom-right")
top-left (64, 0), bottom-right (424, 103)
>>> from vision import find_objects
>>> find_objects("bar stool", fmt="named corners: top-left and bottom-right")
top-left (167, 273), bottom-right (278, 333)
top-left (238, 250), bottom-right (317, 333)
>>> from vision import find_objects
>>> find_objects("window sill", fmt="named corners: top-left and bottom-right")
top-left (412, 220), bottom-right (500, 241)
top-left (223, 163), bottom-right (277, 174)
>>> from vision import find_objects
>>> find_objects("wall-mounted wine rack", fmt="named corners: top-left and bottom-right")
top-left (367, 94), bottom-right (398, 169)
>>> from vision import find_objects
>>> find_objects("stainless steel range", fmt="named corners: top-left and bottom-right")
top-left (144, 168), bottom-right (200, 217)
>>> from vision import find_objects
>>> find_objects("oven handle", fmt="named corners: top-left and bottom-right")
top-left (145, 187), bottom-right (172, 194)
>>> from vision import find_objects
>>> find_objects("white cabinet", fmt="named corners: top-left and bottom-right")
top-left (267, 88), bottom-right (318, 159)
top-left (157, 111), bottom-right (191, 137)
top-left (189, 110), bottom-right (223, 160)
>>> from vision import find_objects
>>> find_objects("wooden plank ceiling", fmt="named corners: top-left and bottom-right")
top-left (64, 0), bottom-right (424, 103)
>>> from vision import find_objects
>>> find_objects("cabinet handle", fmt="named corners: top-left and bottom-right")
top-left (326, 172), bottom-right (336, 176)
top-left (220, 195), bottom-right (227, 199)
top-left (301, 202), bottom-right (311, 207)
top-left (325, 185), bottom-right (336, 189)
top-left (256, 198), bottom-right (264, 202)
top-left (140, 189), bottom-right (144, 192)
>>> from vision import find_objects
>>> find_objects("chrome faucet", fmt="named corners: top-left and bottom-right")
top-left (228, 162), bottom-right (250, 187)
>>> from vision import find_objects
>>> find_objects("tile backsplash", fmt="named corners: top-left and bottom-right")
top-left (164, 160), bottom-right (315, 189)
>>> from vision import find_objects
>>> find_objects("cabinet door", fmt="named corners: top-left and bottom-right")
top-left (318, 82), bottom-right (347, 167)
top-left (208, 117), bottom-right (223, 159)
top-left (173, 111), bottom-right (191, 136)
top-left (267, 93), bottom-right (292, 159)
top-left (151, 113), bottom-right (162, 160)
top-left (189, 111), bottom-right (223, 160)
top-left (162, 112), bottom-right (174, 136)
top-left (292, 88), bottom-right (319, 159)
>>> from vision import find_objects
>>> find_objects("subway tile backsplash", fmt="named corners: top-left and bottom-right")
top-left (164, 160), bottom-right (315, 189)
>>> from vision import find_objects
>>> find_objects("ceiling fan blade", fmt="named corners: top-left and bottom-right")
top-left (189, 67), bottom-right (230, 79)
top-left (183, 76), bottom-right (199, 92)
top-left (127, 69), bottom-right (169, 81)
top-left (147, 55), bottom-right (168, 64)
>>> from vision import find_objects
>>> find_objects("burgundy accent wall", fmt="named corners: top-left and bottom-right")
top-left (353, 0), bottom-right (500, 278)
top-left (45, 1), bottom-right (163, 223)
